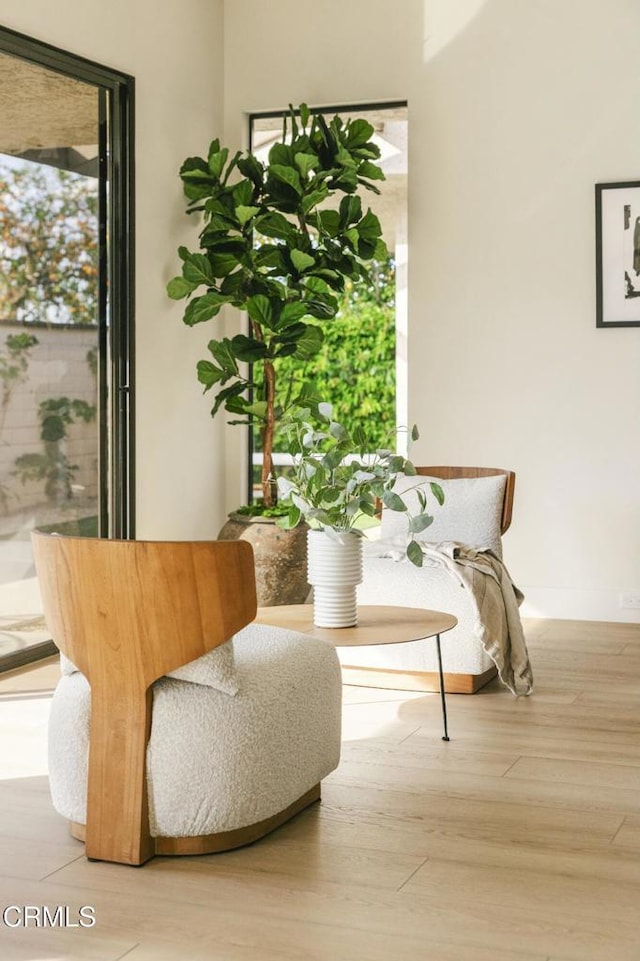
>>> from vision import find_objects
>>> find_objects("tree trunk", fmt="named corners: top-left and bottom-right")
top-left (261, 360), bottom-right (276, 508)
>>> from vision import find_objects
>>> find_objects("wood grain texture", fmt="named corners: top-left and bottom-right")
top-left (31, 533), bottom-right (257, 865)
top-left (70, 784), bottom-right (321, 856)
top-left (339, 664), bottom-right (497, 694)
top-left (254, 604), bottom-right (457, 645)
top-left (0, 616), bottom-right (638, 960)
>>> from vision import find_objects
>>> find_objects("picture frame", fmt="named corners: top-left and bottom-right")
top-left (595, 180), bottom-right (640, 327)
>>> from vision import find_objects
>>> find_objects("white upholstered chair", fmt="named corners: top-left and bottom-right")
top-left (32, 532), bottom-right (342, 865)
top-left (338, 467), bottom-right (516, 694)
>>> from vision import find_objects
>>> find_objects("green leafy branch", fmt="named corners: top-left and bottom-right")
top-left (275, 405), bottom-right (444, 566)
top-left (167, 103), bottom-right (388, 507)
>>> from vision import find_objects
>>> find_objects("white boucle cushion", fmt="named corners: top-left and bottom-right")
top-left (60, 640), bottom-right (239, 696)
top-left (48, 622), bottom-right (342, 837)
top-left (381, 473), bottom-right (507, 556)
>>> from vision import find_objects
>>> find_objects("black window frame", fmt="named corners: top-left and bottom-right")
top-left (246, 100), bottom-right (407, 505)
top-left (0, 25), bottom-right (135, 670)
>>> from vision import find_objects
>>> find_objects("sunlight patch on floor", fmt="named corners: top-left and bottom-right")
top-left (0, 692), bottom-right (51, 780)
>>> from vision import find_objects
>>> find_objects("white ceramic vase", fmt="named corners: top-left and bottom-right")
top-left (307, 529), bottom-right (363, 628)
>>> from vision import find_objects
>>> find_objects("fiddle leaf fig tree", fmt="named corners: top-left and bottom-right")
top-left (167, 103), bottom-right (388, 507)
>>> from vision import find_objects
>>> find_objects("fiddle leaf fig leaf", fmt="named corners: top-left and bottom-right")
top-left (301, 188), bottom-right (330, 214)
top-left (208, 338), bottom-right (238, 374)
top-left (243, 401), bottom-right (268, 419)
top-left (208, 146), bottom-right (229, 178)
top-left (346, 118), bottom-right (375, 148)
top-left (277, 301), bottom-right (309, 328)
top-left (167, 276), bottom-right (197, 300)
top-left (374, 237), bottom-right (389, 260)
top-left (290, 249), bottom-right (315, 273)
top-left (291, 324), bottom-right (324, 359)
top-left (180, 155), bottom-right (211, 179)
top-left (343, 227), bottom-right (359, 250)
top-left (246, 294), bottom-right (274, 330)
top-left (232, 180), bottom-right (253, 206)
top-left (182, 252), bottom-right (215, 286)
top-left (196, 360), bottom-right (226, 391)
top-left (208, 252), bottom-right (240, 276)
top-left (294, 153), bottom-right (317, 178)
top-left (237, 154), bottom-right (264, 186)
top-left (316, 209), bottom-right (340, 236)
top-left (356, 209), bottom-right (382, 241)
top-left (339, 194), bottom-right (362, 227)
top-left (268, 142), bottom-right (292, 166)
top-left (183, 292), bottom-right (226, 326)
top-left (269, 164), bottom-right (302, 195)
top-left (358, 160), bottom-right (385, 181)
top-left (230, 334), bottom-right (269, 362)
top-left (235, 205), bottom-right (261, 226)
top-left (254, 211), bottom-right (295, 240)
top-left (211, 381), bottom-right (246, 418)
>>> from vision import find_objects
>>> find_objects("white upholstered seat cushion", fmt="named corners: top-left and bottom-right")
top-left (48, 623), bottom-right (342, 838)
top-left (343, 555), bottom-right (494, 675)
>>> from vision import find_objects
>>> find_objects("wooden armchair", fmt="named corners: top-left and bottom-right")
top-left (33, 532), bottom-right (342, 865)
top-left (341, 467), bottom-right (517, 694)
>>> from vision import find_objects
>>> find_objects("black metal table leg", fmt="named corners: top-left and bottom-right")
top-left (435, 633), bottom-right (450, 741)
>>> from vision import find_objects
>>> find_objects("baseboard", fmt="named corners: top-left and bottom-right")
top-left (520, 586), bottom-right (640, 624)
top-left (340, 664), bottom-right (498, 694)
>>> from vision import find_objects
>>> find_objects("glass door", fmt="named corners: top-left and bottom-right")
top-left (0, 28), bottom-right (134, 671)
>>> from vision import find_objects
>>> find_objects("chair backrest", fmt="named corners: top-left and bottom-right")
top-left (31, 532), bottom-right (257, 865)
top-left (32, 533), bottom-right (257, 686)
top-left (414, 467), bottom-right (516, 535)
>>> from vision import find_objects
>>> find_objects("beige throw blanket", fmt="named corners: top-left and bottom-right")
top-left (419, 542), bottom-right (533, 696)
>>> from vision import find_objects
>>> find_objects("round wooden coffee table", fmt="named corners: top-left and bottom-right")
top-left (255, 604), bottom-right (457, 741)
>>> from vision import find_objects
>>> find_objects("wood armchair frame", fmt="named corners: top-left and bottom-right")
top-left (32, 533), bottom-right (258, 865)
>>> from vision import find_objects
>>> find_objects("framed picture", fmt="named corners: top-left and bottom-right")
top-left (595, 180), bottom-right (640, 327)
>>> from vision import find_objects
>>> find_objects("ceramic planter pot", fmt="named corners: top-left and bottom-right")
top-left (307, 529), bottom-right (363, 628)
top-left (218, 513), bottom-right (309, 607)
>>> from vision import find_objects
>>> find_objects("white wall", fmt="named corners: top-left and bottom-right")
top-left (3, 0), bottom-right (637, 620)
top-left (223, 0), bottom-right (640, 621)
top-left (0, 0), bottom-right (228, 540)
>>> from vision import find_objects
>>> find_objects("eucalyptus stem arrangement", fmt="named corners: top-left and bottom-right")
top-left (167, 104), bottom-right (389, 508)
top-left (276, 404), bottom-right (444, 566)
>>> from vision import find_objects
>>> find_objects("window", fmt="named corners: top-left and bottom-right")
top-left (247, 102), bottom-right (407, 501)
top-left (0, 28), bottom-right (134, 671)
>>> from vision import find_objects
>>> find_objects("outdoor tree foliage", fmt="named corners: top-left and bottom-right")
top-left (0, 160), bottom-right (98, 325)
top-left (272, 257), bottom-right (396, 452)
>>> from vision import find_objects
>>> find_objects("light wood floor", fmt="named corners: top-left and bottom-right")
top-left (0, 617), bottom-right (638, 960)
